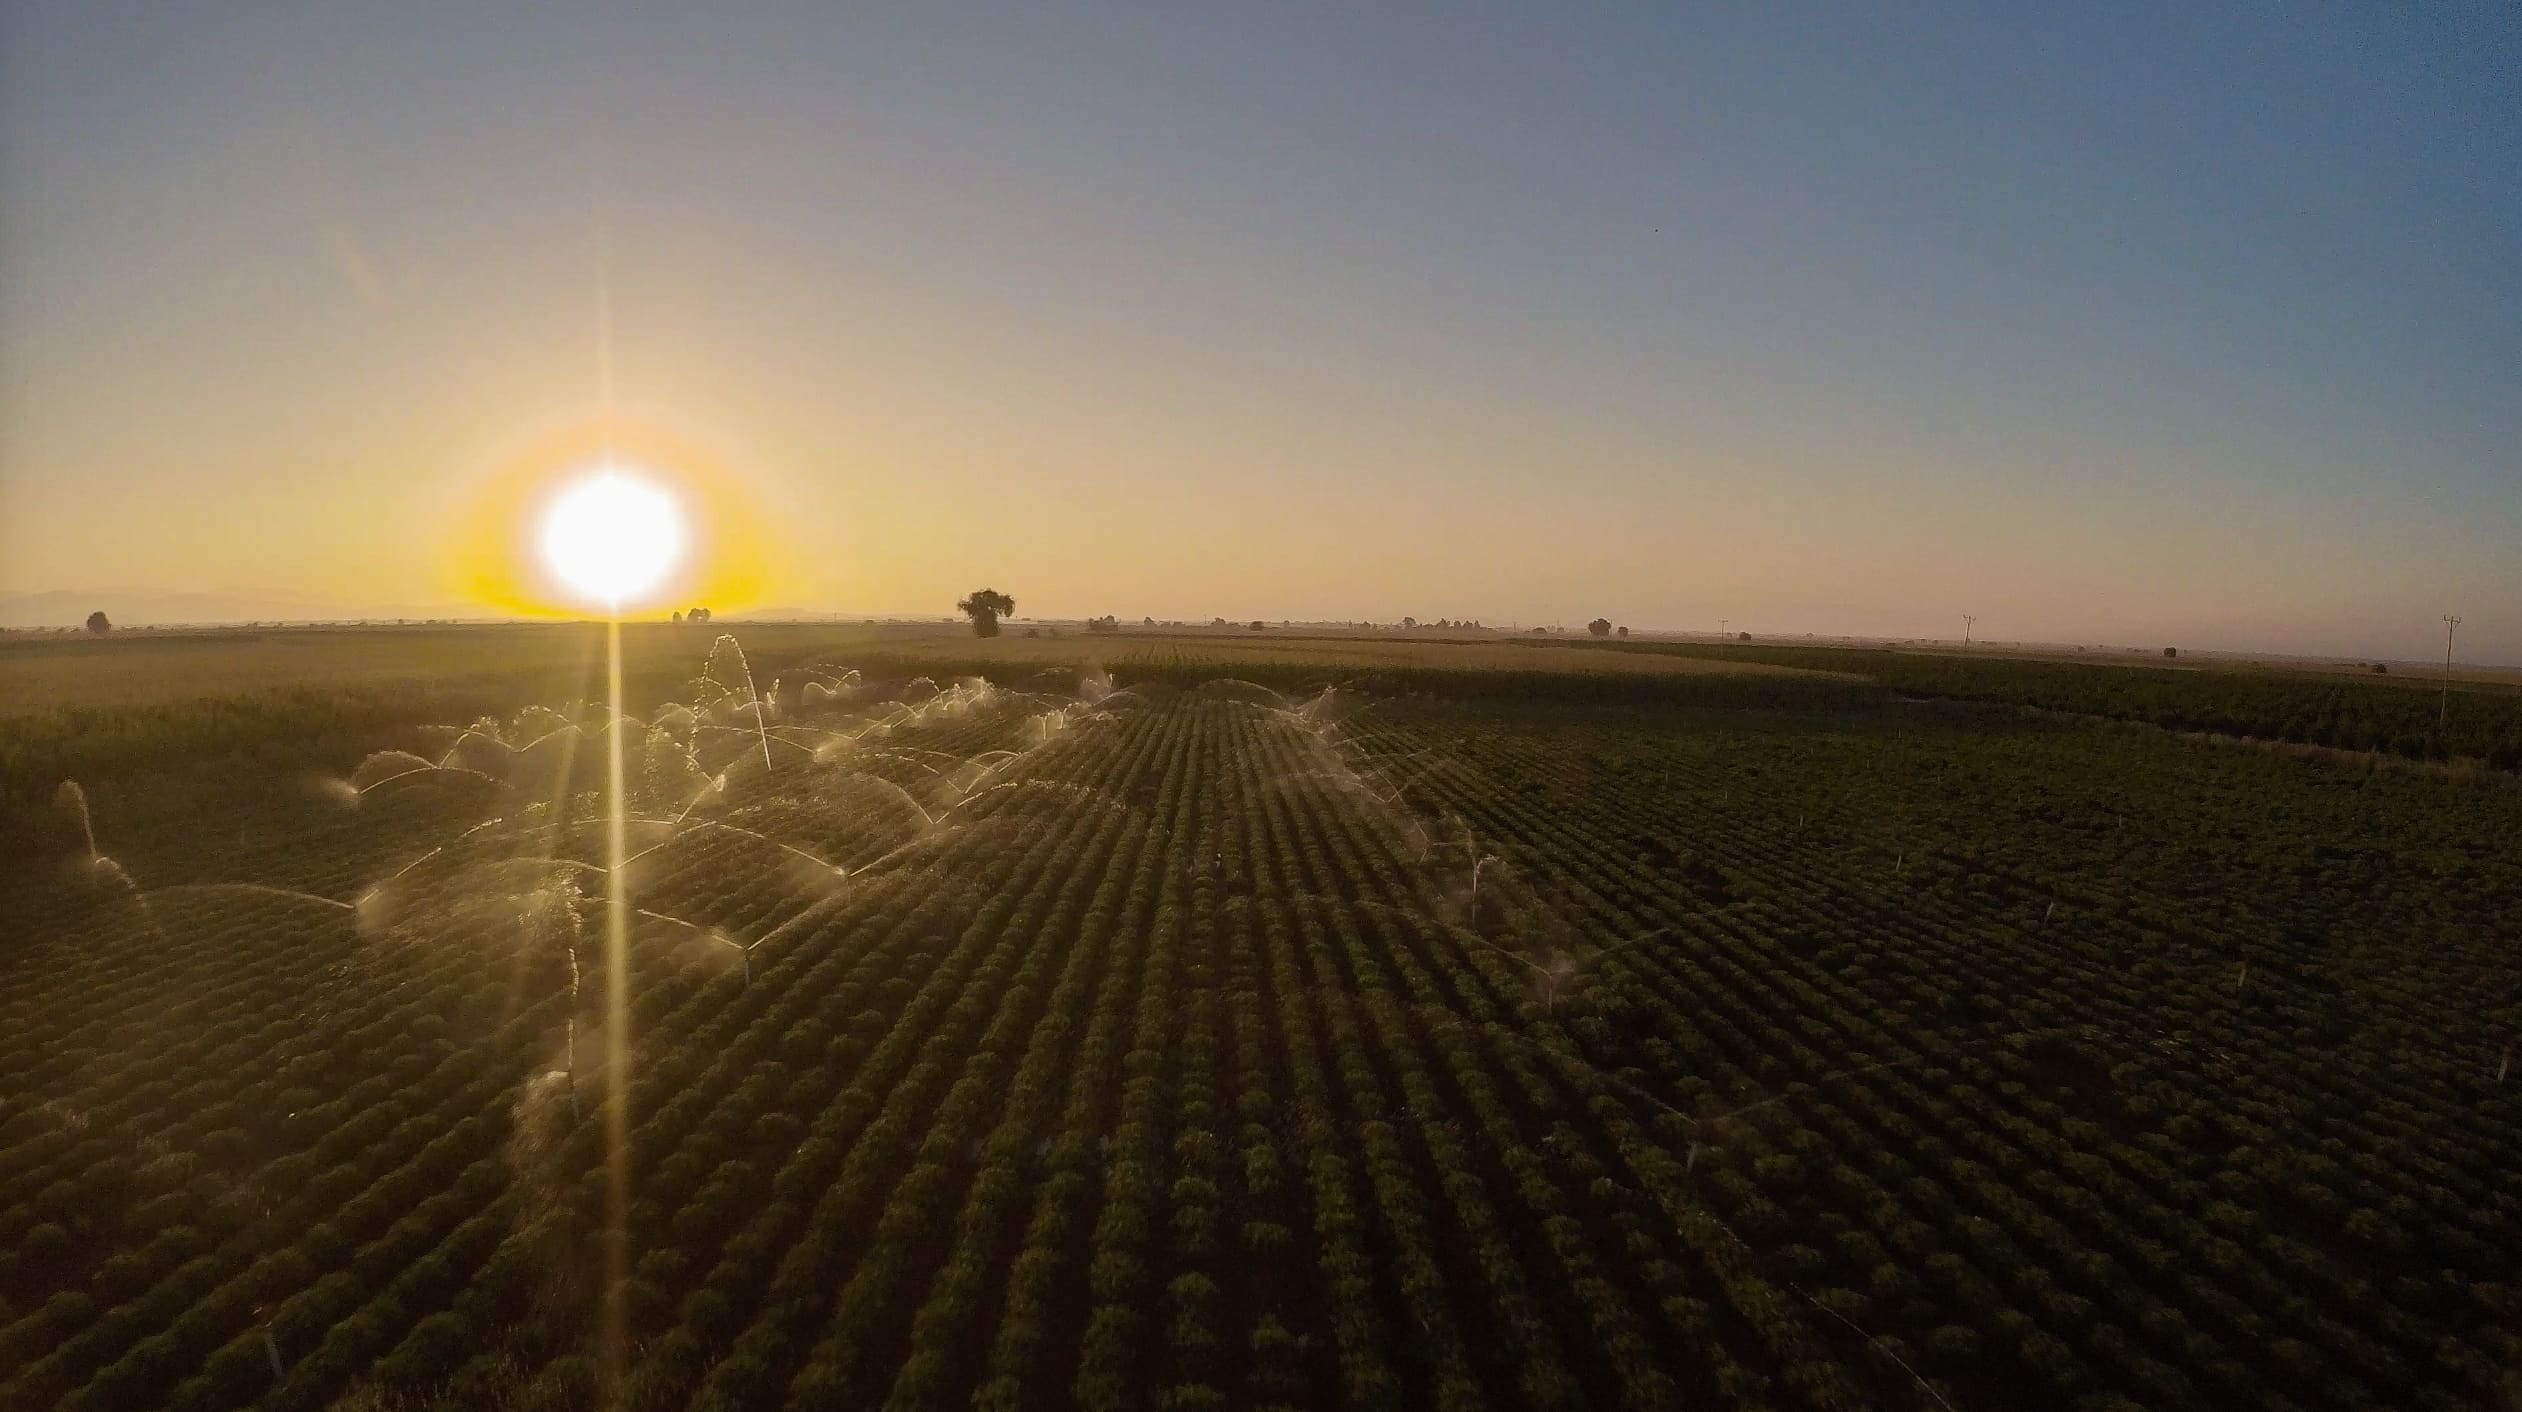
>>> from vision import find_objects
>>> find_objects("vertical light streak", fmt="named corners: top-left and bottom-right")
top-left (601, 613), bottom-right (631, 1401)
top-left (593, 181), bottom-right (630, 1402)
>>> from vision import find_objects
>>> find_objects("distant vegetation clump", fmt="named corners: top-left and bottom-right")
top-left (956, 588), bottom-right (1015, 637)
top-left (1588, 617), bottom-right (1612, 637)
top-left (84, 611), bottom-right (110, 635)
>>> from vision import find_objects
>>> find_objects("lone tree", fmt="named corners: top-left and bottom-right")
top-left (958, 589), bottom-right (1015, 637)
top-left (1588, 617), bottom-right (1612, 637)
top-left (1617, 625), bottom-right (1630, 639)
top-left (2162, 646), bottom-right (2178, 659)
top-left (84, 611), bottom-right (111, 635)
top-left (686, 606), bottom-right (712, 624)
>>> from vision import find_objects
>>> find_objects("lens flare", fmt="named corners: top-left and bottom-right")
top-left (539, 468), bottom-right (685, 608)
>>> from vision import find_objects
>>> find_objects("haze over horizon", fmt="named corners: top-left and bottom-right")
top-left (3, 3), bottom-right (2516, 662)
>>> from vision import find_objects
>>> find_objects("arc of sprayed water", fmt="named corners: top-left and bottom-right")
top-left (704, 634), bottom-right (775, 776)
top-left (432, 727), bottom-right (513, 769)
top-left (357, 842), bottom-right (459, 920)
top-left (57, 782), bottom-right (166, 940)
top-left (942, 777), bottom-right (1120, 820)
top-left (852, 776), bottom-right (938, 827)
top-left (949, 749), bottom-right (1024, 784)
top-left (944, 779), bottom-right (1025, 813)
top-left (92, 857), bottom-right (166, 940)
top-left (761, 722), bottom-right (853, 745)
top-left (878, 744), bottom-right (973, 767)
top-left (1589, 925), bottom-right (1676, 962)
top-left (686, 721), bottom-right (824, 760)
top-left (636, 908), bottom-right (764, 986)
top-left (477, 857), bottom-right (610, 883)
top-left (849, 829), bottom-right (959, 876)
top-left (1206, 677), bottom-right (1294, 708)
top-left (512, 723), bottom-right (585, 753)
top-left (674, 774), bottom-right (729, 823)
top-left (57, 780), bottom-right (103, 860)
top-left (849, 750), bottom-right (948, 780)
top-left (144, 882), bottom-right (354, 913)
top-left (738, 883), bottom-right (866, 955)
top-left (382, 847), bottom-right (445, 883)
top-left (356, 764), bottom-right (515, 796)
top-left (619, 818), bottom-right (847, 876)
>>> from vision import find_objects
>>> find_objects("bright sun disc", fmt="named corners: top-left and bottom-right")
top-left (539, 469), bottom-right (686, 609)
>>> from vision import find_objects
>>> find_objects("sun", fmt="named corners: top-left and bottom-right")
top-left (538, 467), bottom-right (687, 610)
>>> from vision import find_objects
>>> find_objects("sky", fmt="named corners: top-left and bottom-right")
top-left (2, 3), bottom-right (2516, 660)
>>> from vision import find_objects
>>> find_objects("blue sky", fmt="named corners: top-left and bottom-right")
top-left (3, 3), bottom-right (2515, 658)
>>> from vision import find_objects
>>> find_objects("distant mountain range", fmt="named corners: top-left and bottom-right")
top-left (0, 590), bottom-right (486, 628)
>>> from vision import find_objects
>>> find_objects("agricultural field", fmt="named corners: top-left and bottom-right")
top-left (3, 629), bottom-right (2519, 1411)
top-left (1591, 639), bottom-right (2522, 770)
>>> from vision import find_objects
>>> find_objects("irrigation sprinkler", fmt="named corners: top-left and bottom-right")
top-left (673, 774), bottom-right (729, 823)
top-left (250, 1305), bottom-right (285, 1379)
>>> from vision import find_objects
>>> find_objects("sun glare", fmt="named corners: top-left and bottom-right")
top-left (539, 468), bottom-right (686, 610)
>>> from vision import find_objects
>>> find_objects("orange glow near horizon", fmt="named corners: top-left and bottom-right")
top-left (443, 411), bottom-right (789, 619)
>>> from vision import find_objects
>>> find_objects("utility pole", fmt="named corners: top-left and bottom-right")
top-left (1962, 614), bottom-right (1976, 648)
top-left (2441, 615), bottom-right (2462, 731)
top-left (1718, 619), bottom-right (1727, 640)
